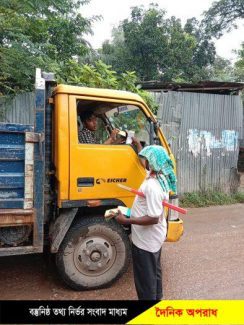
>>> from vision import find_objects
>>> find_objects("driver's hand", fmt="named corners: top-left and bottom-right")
top-left (132, 137), bottom-right (143, 153)
top-left (110, 129), bottom-right (119, 141)
top-left (132, 137), bottom-right (140, 145)
top-left (104, 129), bottom-right (120, 145)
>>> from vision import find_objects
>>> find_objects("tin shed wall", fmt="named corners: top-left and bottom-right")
top-left (154, 91), bottom-right (243, 194)
top-left (241, 105), bottom-right (244, 148)
top-left (0, 93), bottom-right (35, 125)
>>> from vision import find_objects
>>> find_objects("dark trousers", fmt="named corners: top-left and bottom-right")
top-left (132, 243), bottom-right (163, 300)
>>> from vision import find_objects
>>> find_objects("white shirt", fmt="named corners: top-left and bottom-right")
top-left (131, 174), bottom-right (169, 253)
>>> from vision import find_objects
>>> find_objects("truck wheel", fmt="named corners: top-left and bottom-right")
top-left (56, 216), bottom-right (131, 290)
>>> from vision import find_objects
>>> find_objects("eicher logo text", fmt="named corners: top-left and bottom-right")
top-left (96, 178), bottom-right (127, 184)
top-left (107, 178), bottom-right (127, 183)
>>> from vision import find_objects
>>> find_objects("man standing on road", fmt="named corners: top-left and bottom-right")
top-left (115, 145), bottom-right (176, 300)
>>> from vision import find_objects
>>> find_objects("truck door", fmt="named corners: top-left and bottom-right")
top-left (68, 96), bottom-right (150, 206)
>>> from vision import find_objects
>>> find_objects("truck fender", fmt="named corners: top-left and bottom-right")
top-left (50, 208), bottom-right (78, 253)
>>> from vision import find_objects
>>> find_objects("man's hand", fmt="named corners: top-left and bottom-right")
top-left (116, 212), bottom-right (159, 226)
top-left (115, 210), bottom-right (130, 225)
top-left (110, 129), bottom-right (119, 141)
top-left (132, 136), bottom-right (140, 145)
top-left (104, 129), bottom-right (119, 144)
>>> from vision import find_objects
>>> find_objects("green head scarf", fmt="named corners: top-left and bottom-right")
top-left (139, 145), bottom-right (177, 193)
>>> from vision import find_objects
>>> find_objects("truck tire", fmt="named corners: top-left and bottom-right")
top-left (56, 216), bottom-right (131, 290)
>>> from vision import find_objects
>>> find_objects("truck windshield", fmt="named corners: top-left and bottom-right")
top-left (106, 105), bottom-right (151, 146)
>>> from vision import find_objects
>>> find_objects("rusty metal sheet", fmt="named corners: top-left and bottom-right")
top-left (0, 209), bottom-right (34, 227)
top-left (0, 209), bottom-right (33, 215)
top-left (0, 245), bottom-right (42, 257)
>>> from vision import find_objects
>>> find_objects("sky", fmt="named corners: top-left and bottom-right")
top-left (81, 0), bottom-right (244, 62)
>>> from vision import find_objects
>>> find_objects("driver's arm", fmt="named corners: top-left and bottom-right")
top-left (132, 137), bottom-right (142, 153)
top-left (104, 129), bottom-right (119, 144)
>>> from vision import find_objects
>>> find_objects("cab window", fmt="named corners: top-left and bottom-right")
top-left (77, 99), bottom-right (154, 147)
top-left (106, 105), bottom-right (150, 147)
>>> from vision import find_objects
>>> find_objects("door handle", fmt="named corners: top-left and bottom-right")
top-left (77, 177), bottom-right (94, 187)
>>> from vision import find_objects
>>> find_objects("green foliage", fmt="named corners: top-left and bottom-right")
top-left (0, 0), bottom-right (93, 95)
top-left (53, 59), bottom-right (158, 112)
top-left (99, 5), bottom-right (217, 82)
top-left (0, 45), bottom-right (45, 94)
top-left (99, 27), bottom-right (131, 73)
top-left (121, 5), bottom-right (168, 80)
top-left (183, 18), bottom-right (216, 80)
top-left (1, 0), bottom-right (242, 98)
top-left (203, 0), bottom-right (244, 38)
top-left (180, 191), bottom-right (244, 208)
top-left (233, 192), bottom-right (244, 203)
top-left (207, 56), bottom-right (235, 81)
top-left (203, 42), bottom-right (244, 82)
top-left (233, 42), bottom-right (244, 81)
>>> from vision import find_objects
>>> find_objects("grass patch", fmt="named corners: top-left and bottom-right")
top-left (180, 191), bottom-right (244, 208)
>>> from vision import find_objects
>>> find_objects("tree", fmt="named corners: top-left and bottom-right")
top-left (203, 0), bottom-right (244, 38)
top-left (233, 42), bottom-right (244, 81)
top-left (207, 56), bottom-right (235, 81)
top-left (0, 0), bottom-right (93, 95)
top-left (184, 18), bottom-right (216, 67)
top-left (99, 26), bottom-right (131, 73)
top-left (121, 5), bottom-right (169, 80)
top-left (99, 5), bottom-right (217, 82)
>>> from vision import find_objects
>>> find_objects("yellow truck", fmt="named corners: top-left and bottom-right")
top-left (0, 69), bottom-right (180, 290)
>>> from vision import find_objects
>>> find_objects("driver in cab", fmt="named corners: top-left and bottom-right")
top-left (78, 111), bottom-right (142, 153)
top-left (78, 111), bottom-right (119, 144)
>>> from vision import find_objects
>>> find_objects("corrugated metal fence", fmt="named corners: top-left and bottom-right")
top-left (153, 91), bottom-right (243, 194)
top-left (0, 92), bottom-right (35, 125)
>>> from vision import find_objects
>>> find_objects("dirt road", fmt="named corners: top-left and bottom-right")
top-left (0, 204), bottom-right (243, 300)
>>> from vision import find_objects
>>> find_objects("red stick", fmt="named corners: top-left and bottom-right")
top-left (118, 184), bottom-right (187, 215)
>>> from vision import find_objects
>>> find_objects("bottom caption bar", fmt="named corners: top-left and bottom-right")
top-left (0, 300), bottom-right (156, 324)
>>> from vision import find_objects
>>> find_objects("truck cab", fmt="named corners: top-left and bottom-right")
top-left (54, 84), bottom-right (173, 208)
